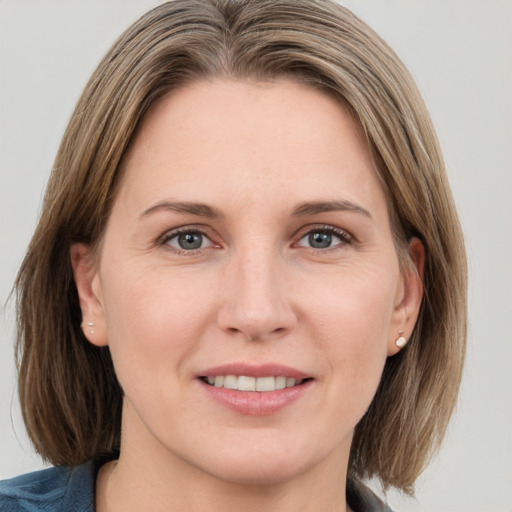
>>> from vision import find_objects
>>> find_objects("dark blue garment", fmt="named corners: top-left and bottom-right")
top-left (0, 462), bottom-right (95, 512)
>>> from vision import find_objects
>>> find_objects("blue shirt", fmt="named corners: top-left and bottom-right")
top-left (0, 462), bottom-right (95, 512)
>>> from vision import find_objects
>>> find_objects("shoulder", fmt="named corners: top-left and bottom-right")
top-left (347, 478), bottom-right (395, 512)
top-left (0, 462), bottom-right (95, 512)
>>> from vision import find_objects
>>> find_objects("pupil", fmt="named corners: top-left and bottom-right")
top-left (309, 232), bottom-right (331, 249)
top-left (178, 232), bottom-right (202, 250)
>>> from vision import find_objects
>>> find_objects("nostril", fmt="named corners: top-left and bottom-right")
top-left (216, 292), bottom-right (297, 341)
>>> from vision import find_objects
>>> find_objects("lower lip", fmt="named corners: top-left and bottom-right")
top-left (200, 379), bottom-right (313, 416)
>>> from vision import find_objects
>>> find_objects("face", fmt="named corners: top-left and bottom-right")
top-left (73, 79), bottom-right (422, 486)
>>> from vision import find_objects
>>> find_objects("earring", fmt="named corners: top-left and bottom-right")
top-left (87, 322), bottom-right (95, 335)
top-left (395, 330), bottom-right (407, 348)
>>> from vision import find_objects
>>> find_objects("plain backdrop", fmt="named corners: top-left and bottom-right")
top-left (1, 1), bottom-right (511, 511)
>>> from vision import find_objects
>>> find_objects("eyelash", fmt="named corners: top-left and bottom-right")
top-left (159, 226), bottom-right (216, 255)
top-left (294, 224), bottom-right (353, 250)
top-left (158, 224), bottom-right (354, 254)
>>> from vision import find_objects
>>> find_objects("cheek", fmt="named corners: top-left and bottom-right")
top-left (303, 264), bottom-right (398, 415)
top-left (306, 261), bottom-right (398, 347)
top-left (98, 262), bottom-right (218, 387)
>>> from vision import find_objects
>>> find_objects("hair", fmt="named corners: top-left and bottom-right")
top-left (14, 0), bottom-right (466, 494)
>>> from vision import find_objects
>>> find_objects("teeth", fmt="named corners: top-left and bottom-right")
top-left (255, 376), bottom-right (275, 392)
top-left (237, 376), bottom-right (256, 391)
top-left (275, 376), bottom-right (286, 390)
top-left (224, 375), bottom-right (238, 389)
top-left (286, 377), bottom-right (296, 388)
top-left (205, 375), bottom-right (303, 392)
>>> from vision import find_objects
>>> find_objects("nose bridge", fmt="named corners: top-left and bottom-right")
top-left (217, 241), bottom-right (295, 340)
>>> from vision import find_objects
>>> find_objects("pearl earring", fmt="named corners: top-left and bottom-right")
top-left (395, 330), bottom-right (407, 348)
top-left (87, 322), bottom-right (95, 335)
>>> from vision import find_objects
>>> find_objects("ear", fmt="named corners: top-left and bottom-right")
top-left (70, 243), bottom-right (108, 347)
top-left (387, 237), bottom-right (425, 356)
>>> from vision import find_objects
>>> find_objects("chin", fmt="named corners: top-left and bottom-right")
top-left (183, 432), bottom-right (341, 488)
top-left (205, 455), bottom-right (312, 487)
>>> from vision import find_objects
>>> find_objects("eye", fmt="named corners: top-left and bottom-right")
top-left (296, 226), bottom-right (352, 250)
top-left (163, 229), bottom-right (215, 252)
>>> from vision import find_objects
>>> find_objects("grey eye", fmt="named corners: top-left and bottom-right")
top-left (308, 232), bottom-right (333, 249)
top-left (296, 227), bottom-right (350, 250)
top-left (167, 231), bottom-right (207, 250)
top-left (177, 232), bottom-right (203, 250)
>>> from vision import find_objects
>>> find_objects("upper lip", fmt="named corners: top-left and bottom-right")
top-left (198, 363), bottom-right (311, 380)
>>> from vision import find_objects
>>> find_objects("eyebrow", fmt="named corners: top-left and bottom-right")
top-left (292, 200), bottom-right (372, 219)
top-left (139, 199), bottom-right (372, 221)
top-left (139, 200), bottom-right (224, 220)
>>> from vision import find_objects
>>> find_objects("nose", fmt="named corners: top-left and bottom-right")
top-left (216, 247), bottom-right (297, 342)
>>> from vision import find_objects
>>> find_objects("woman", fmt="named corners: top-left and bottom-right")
top-left (0, 1), bottom-right (466, 511)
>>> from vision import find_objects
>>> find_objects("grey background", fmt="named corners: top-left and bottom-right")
top-left (1, 1), bottom-right (511, 511)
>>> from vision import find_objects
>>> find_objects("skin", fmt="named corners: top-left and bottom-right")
top-left (71, 79), bottom-right (423, 512)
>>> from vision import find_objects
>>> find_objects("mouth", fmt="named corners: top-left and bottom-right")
top-left (197, 364), bottom-right (314, 415)
top-left (200, 375), bottom-right (312, 392)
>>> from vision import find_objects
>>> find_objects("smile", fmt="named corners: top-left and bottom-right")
top-left (198, 363), bottom-right (313, 415)
top-left (201, 375), bottom-right (306, 392)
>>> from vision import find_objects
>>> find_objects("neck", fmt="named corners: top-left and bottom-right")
top-left (102, 454), bottom-right (350, 512)
top-left (97, 402), bottom-right (352, 512)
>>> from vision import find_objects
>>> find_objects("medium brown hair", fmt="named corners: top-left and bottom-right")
top-left (15, 0), bottom-right (466, 494)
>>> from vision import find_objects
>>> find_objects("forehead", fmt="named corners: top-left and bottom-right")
top-left (116, 79), bottom-right (387, 219)
top-left (129, 79), bottom-right (368, 161)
